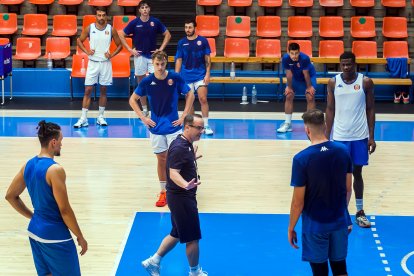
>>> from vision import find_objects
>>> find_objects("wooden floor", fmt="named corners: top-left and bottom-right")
top-left (0, 111), bottom-right (413, 275)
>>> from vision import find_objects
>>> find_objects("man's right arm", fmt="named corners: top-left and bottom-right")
top-left (48, 165), bottom-right (87, 255)
top-left (325, 77), bottom-right (336, 139)
top-left (129, 92), bottom-right (155, 127)
top-left (175, 58), bottom-right (182, 74)
top-left (77, 26), bottom-right (93, 56)
top-left (285, 70), bottom-right (294, 94)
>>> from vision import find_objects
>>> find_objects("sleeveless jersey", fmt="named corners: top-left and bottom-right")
top-left (89, 23), bottom-right (112, 62)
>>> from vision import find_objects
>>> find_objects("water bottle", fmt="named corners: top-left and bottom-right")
top-left (80, 57), bottom-right (86, 74)
top-left (47, 52), bottom-right (52, 70)
top-left (251, 85), bottom-right (257, 104)
top-left (230, 62), bottom-right (235, 80)
top-left (241, 86), bottom-right (248, 104)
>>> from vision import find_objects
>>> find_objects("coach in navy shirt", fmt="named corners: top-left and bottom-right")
top-left (288, 109), bottom-right (352, 276)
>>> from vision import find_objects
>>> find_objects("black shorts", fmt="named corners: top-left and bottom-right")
top-left (167, 192), bottom-right (201, 243)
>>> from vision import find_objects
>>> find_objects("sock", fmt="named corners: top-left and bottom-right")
top-left (285, 114), bottom-right (292, 124)
top-left (356, 199), bottom-right (363, 212)
top-left (190, 264), bottom-right (200, 272)
top-left (81, 108), bottom-right (88, 119)
top-left (203, 117), bottom-right (209, 126)
top-left (99, 106), bottom-right (105, 117)
top-left (160, 181), bottom-right (166, 191)
top-left (151, 253), bottom-right (162, 264)
top-left (142, 105), bottom-right (148, 112)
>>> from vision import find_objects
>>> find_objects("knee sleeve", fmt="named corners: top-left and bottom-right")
top-left (310, 262), bottom-right (329, 276)
top-left (330, 259), bottom-right (347, 276)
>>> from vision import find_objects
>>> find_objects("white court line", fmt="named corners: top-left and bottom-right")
top-left (111, 212), bottom-right (137, 276)
top-left (401, 251), bottom-right (414, 276)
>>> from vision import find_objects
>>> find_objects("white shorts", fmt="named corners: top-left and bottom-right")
top-left (187, 79), bottom-right (207, 93)
top-left (85, 60), bottom-right (112, 86)
top-left (150, 129), bottom-right (182, 154)
top-left (134, 56), bottom-right (154, 76)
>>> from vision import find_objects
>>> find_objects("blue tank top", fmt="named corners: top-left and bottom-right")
top-left (24, 156), bottom-right (71, 241)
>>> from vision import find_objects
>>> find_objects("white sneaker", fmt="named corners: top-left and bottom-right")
top-left (142, 110), bottom-right (149, 117)
top-left (276, 122), bottom-right (292, 133)
top-left (73, 118), bottom-right (88, 128)
top-left (141, 257), bottom-right (160, 276)
top-left (189, 268), bottom-right (208, 276)
top-left (204, 125), bottom-right (214, 135)
top-left (97, 116), bottom-right (108, 126)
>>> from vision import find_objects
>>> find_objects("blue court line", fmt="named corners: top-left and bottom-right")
top-left (1, 117), bottom-right (414, 141)
top-left (115, 212), bottom-right (414, 276)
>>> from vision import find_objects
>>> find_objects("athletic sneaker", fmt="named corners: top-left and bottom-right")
top-left (355, 210), bottom-right (371, 228)
top-left (155, 192), bottom-right (167, 207)
top-left (189, 268), bottom-right (208, 276)
top-left (394, 92), bottom-right (402, 104)
top-left (97, 116), bottom-right (108, 126)
top-left (73, 118), bottom-right (88, 128)
top-left (204, 125), bottom-right (214, 135)
top-left (402, 93), bottom-right (410, 104)
top-left (141, 257), bottom-right (160, 276)
top-left (277, 122), bottom-right (292, 133)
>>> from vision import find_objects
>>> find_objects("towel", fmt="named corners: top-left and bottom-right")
top-left (386, 58), bottom-right (408, 78)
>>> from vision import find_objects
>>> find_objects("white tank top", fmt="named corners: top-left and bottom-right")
top-left (333, 73), bottom-right (369, 141)
top-left (89, 23), bottom-right (112, 62)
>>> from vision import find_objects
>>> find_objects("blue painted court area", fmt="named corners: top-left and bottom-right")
top-left (1, 117), bottom-right (414, 141)
top-left (116, 213), bottom-right (414, 276)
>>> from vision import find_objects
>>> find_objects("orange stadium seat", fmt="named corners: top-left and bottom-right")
top-left (287, 40), bottom-right (312, 57)
top-left (88, 0), bottom-right (112, 6)
top-left (289, 0), bottom-right (313, 7)
top-left (256, 16), bottom-right (281, 38)
top-left (29, 0), bottom-right (54, 4)
top-left (52, 15), bottom-right (78, 37)
top-left (113, 15), bottom-right (136, 33)
top-left (0, 13), bottom-right (17, 35)
top-left (76, 39), bottom-right (90, 55)
top-left (228, 0), bottom-right (252, 7)
top-left (224, 38), bottom-right (250, 58)
top-left (226, 16), bottom-right (251, 37)
top-left (0, 38), bottom-right (10, 45)
top-left (258, 0), bottom-right (282, 7)
top-left (82, 15), bottom-right (96, 29)
top-left (0, 0), bottom-right (24, 4)
top-left (319, 16), bottom-right (343, 38)
top-left (381, 0), bottom-right (405, 8)
top-left (117, 0), bottom-right (141, 6)
top-left (196, 15), bottom-right (220, 37)
top-left (110, 37), bottom-right (132, 55)
top-left (349, 0), bottom-right (374, 7)
top-left (256, 39), bottom-right (281, 58)
top-left (319, 40), bottom-right (344, 58)
top-left (58, 0), bottom-right (83, 5)
top-left (14, 37), bottom-right (41, 60)
top-left (319, 0), bottom-right (343, 7)
top-left (288, 16), bottom-right (312, 38)
top-left (206, 37), bottom-right (216, 57)
top-left (112, 53), bottom-right (131, 79)
top-left (70, 54), bottom-right (90, 98)
top-left (352, 41), bottom-right (377, 58)
top-left (383, 41), bottom-right (409, 58)
top-left (197, 0), bottom-right (222, 5)
top-left (22, 14), bottom-right (48, 36)
top-left (350, 16), bottom-right (375, 38)
top-left (43, 37), bottom-right (71, 59)
top-left (382, 17), bottom-right (408, 38)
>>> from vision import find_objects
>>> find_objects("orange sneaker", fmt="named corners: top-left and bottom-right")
top-left (156, 191), bottom-right (167, 207)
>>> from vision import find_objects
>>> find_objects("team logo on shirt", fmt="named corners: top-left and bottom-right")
top-left (354, 84), bottom-right (360, 90)
top-left (337, 84), bottom-right (343, 88)
top-left (150, 21), bottom-right (154, 27)
top-left (168, 79), bottom-right (174, 86)
top-left (320, 146), bottom-right (329, 152)
top-left (197, 40), bottom-right (202, 46)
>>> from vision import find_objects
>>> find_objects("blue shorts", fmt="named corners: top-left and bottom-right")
top-left (29, 238), bottom-right (80, 276)
top-left (335, 138), bottom-right (369, 166)
top-left (292, 76), bottom-right (317, 95)
top-left (302, 228), bottom-right (348, 263)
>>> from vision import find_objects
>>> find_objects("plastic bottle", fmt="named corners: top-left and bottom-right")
top-left (230, 62), bottom-right (235, 80)
top-left (251, 85), bottom-right (257, 104)
top-left (80, 57), bottom-right (86, 74)
top-left (47, 52), bottom-right (52, 70)
top-left (241, 86), bottom-right (248, 104)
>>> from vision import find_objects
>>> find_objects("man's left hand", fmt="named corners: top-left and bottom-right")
top-left (305, 86), bottom-right (316, 96)
top-left (368, 138), bottom-right (376, 154)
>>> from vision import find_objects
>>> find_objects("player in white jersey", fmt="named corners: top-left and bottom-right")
top-left (325, 52), bottom-right (376, 228)
top-left (74, 7), bottom-right (123, 128)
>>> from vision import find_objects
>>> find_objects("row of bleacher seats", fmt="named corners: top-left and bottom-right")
top-left (197, 15), bottom-right (409, 39)
top-left (0, 0), bottom-right (140, 8)
top-left (198, 0), bottom-right (413, 8)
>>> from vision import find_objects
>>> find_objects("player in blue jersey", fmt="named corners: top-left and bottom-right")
top-left (120, 0), bottom-right (171, 117)
top-left (278, 42), bottom-right (317, 133)
top-left (175, 18), bottom-right (213, 135)
top-left (5, 120), bottom-right (88, 276)
top-left (129, 51), bottom-right (195, 207)
top-left (288, 109), bottom-right (352, 276)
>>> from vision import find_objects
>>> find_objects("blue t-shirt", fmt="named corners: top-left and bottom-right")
top-left (166, 135), bottom-right (198, 196)
top-left (134, 71), bottom-right (191, 135)
top-left (290, 141), bottom-right (353, 234)
top-left (24, 156), bottom-right (71, 241)
top-left (175, 36), bottom-right (211, 83)
top-left (123, 16), bottom-right (167, 59)
top-left (282, 52), bottom-right (316, 82)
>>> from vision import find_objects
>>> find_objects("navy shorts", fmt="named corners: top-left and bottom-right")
top-left (29, 238), bottom-right (80, 276)
top-left (167, 192), bottom-right (201, 243)
top-left (302, 228), bottom-right (348, 263)
top-left (335, 138), bottom-right (369, 166)
top-left (292, 76), bottom-right (317, 95)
